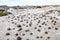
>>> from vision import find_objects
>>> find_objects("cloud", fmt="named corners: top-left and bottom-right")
top-left (0, 0), bottom-right (20, 6)
top-left (0, 0), bottom-right (60, 6)
top-left (19, 0), bottom-right (40, 6)
top-left (0, 0), bottom-right (8, 2)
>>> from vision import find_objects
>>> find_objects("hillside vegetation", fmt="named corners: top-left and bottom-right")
top-left (0, 10), bottom-right (7, 16)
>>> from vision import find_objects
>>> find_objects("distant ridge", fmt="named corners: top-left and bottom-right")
top-left (0, 5), bottom-right (42, 9)
top-left (0, 5), bottom-right (60, 9)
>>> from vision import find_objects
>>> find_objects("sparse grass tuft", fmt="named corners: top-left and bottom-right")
top-left (0, 10), bottom-right (7, 16)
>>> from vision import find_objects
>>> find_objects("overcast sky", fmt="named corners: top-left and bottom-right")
top-left (0, 0), bottom-right (60, 6)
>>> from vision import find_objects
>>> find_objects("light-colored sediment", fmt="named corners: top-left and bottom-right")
top-left (0, 5), bottom-right (60, 40)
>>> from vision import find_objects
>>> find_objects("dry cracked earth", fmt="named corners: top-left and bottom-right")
top-left (0, 6), bottom-right (60, 40)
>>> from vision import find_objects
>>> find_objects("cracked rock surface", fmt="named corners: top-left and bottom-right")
top-left (0, 6), bottom-right (60, 40)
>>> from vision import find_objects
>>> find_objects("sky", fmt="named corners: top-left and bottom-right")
top-left (0, 0), bottom-right (60, 6)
